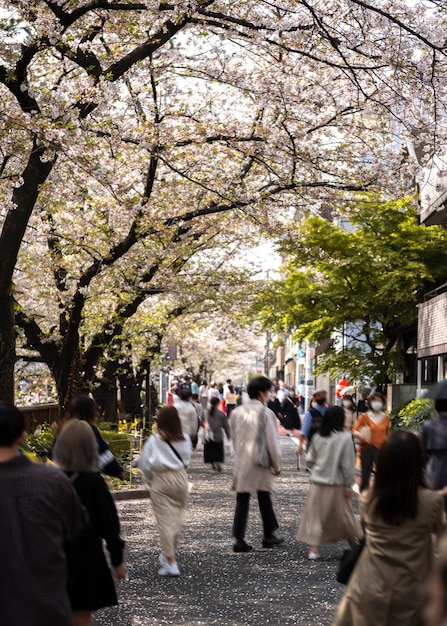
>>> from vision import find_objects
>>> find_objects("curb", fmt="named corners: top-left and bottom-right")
top-left (112, 488), bottom-right (150, 501)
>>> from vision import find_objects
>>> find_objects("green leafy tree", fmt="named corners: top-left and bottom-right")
top-left (256, 197), bottom-right (447, 385)
top-left (395, 398), bottom-right (437, 432)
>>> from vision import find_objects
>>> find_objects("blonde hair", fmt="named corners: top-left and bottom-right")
top-left (53, 419), bottom-right (99, 472)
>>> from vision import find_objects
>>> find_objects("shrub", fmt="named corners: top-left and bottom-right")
top-left (22, 423), bottom-right (55, 459)
top-left (395, 397), bottom-right (437, 432)
top-left (98, 430), bottom-right (133, 459)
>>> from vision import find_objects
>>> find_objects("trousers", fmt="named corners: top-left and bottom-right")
top-left (232, 491), bottom-right (278, 539)
top-left (360, 445), bottom-right (378, 491)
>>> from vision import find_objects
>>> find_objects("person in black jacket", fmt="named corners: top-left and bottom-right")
top-left (281, 388), bottom-right (301, 432)
top-left (267, 388), bottom-right (282, 420)
top-left (54, 419), bottom-right (126, 626)
top-left (65, 395), bottom-right (125, 479)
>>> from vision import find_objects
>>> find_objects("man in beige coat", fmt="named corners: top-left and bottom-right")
top-left (230, 376), bottom-right (283, 553)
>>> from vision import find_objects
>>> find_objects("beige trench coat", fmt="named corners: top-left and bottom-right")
top-left (333, 487), bottom-right (445, 626)
top-left (230, 399), bottom-right (281, 493)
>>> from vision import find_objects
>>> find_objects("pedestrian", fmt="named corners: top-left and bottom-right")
top-left (53, 419), bottom-right (126, 626)
top-left (199, 380), bottom-right (209, 411)
top-left (341, 395), bottom-right (357, 432)
top-left (139, 406), bottom-right (192, 576)
top-left (0, 402), bottom-right (88, 626)
top-left (208, 382), bottom-right (221, 401)
top-left (276, 381), bottom-right (287, 404)
top-left (224, 383), bottom-right (237, 417)
top-left (296, 406), bottom-right (359, 560)
top-left (333, 431), bottom-right (445, 626)
top-left (281, 387), bottom-right (301, 433)
top-left (173, 381), bottom-right (199, 442)
top-left (204, 396), bottom-right (230, 472)
top-left (352, 391), bottom-right (390, 491)
top-left (223, 379), bottom-right (232, 397)
top-left (422, 398), bottom-right (447, 511)
top-left (63, 395), bottom-right (125, 479)
top-left (191, 379), bottom-right (200, 395)
top-left (230, 376), bottom-right (283, 552)
top-left (268, 388), bottom-right (282, 419)
top-left (298, 389), bottom-right (328, 453)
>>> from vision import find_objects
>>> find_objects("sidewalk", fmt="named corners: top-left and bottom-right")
top-left (94, 437), bottom-right (349, 626)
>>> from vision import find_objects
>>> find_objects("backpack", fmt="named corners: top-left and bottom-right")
top-left (308, 406), bottom-right (324, 442)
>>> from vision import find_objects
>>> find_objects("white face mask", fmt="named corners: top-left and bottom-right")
top-left (370, 401), bottom-right (383, 412)
top-left (342, 400), bottom-right (352, 408)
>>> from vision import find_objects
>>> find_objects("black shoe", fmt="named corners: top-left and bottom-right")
top-left (233, 539), bottom-right (253, 553)
top-left (262, 532), bottom-right (285, 548)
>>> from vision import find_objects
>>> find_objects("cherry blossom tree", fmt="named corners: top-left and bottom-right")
top-left (1, 0), bottom-right (447, 404)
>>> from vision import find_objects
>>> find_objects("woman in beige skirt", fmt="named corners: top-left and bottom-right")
top-left (297, 406), bottom-right (359, 559)
top-left (139, 406), bottom-right (192, 576)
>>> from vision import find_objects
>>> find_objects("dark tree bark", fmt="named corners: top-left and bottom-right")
top-left (93, 375), bottom-right (118, 423)
top-left (0, 287), bottom-right (15, 403)
top-left (0, 141), bottom-right (56, 402)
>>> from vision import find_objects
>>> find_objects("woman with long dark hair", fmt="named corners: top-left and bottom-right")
top-left (297, 406), bottom-right (359, 560)
top-left (66, 395), bottom-right (125, 479)
top-left (139, 406), bottom-right (192, 576)
top-left (204, 396), bottom-right (230, 472)
top-left (334, 431), bottom-right (445, 626)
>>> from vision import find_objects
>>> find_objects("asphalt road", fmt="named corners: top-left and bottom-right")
top-left (93, 437), bottom-right (350, 626)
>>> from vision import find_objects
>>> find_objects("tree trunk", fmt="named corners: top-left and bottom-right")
top-left (0, 141), bottom-right (56, 405)
top-left (93, 376), bottom-right (118, 423)
top-left (0, 285), bottom-right (15, 403)
top-left (54, 342), bottom-right (89, 412)
top-left (118, 365), bottom-right (143, 419)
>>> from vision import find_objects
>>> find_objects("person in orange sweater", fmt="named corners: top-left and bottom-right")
top-left (353, 391), bottom-right (390, 491)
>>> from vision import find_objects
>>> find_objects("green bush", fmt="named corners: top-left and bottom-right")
top-left (97, 421), bottom-right (118, 431)
top-left (22, 423), bottom-right (54, 458)
top-left (22, 423), bottom-right (132, 464)
top-left (98, 430), bottom-right (132, 459)
top-left (390, 400), bottom-right (411, 430)
top-left (395, 397), bottom-right (437, 432)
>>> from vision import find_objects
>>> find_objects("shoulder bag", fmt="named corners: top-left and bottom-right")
top-left (336, 538), bottom-right (365, 584)
top-left (166, 440), bottom-right (187, 468)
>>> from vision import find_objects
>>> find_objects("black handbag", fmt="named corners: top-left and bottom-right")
top-left (336, 538), bottom-right (365, 585)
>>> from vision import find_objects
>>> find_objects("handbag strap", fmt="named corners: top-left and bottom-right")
top-left (166, 440), bottom-right (187, 468)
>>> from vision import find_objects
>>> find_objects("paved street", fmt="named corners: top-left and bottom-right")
top-left (94, 437), bottom-right (350, 626)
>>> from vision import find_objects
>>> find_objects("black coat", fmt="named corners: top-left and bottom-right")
top-left (268, 398), bottom-right (282, 418)
top-left (281, 396), bottom-right (301, 430)
top-left (50, 424), bottom-right (124, 478)
top-left (90, 424), bottom-right (124, 478)
top-left (65, 472), bottom-right (124, 611)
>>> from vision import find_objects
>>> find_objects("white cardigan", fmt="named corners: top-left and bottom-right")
top-left (139, 434), bottom-right (192, 479)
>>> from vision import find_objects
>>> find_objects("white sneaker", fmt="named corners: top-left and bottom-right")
top-left (159, 553), bottom-right (167, 567)
top-left (158, 562), bottom-right (181, 576)
top-left (308, 551), bottom-right (320, 560)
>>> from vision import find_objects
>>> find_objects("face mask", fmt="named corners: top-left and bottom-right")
top-left (315, 398), bottom-right (326, 406)
top-left (342, 400), bottom-right (352, 408)
top-left (370, 401), bottom-right (383, 411)
top-left (263, 391), bottom-right (272, 404)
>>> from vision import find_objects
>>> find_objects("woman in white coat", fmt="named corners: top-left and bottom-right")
top-left (139, 406), bottom-right (192, 576)
top-left (230, 376), bottom-right (283, 553)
